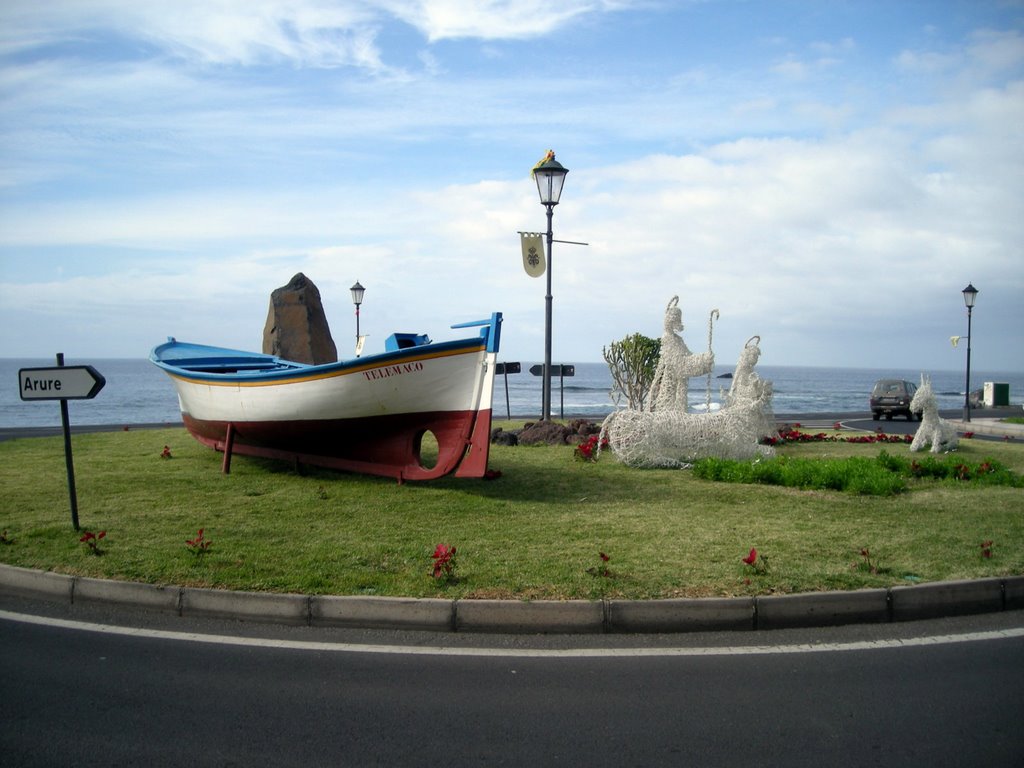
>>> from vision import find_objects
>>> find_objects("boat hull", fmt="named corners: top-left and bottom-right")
top-left (151, 314), bottom-right (500, 481)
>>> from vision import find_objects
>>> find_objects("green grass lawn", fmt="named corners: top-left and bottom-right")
top-left (1, 424), bottom-right (1021, 600)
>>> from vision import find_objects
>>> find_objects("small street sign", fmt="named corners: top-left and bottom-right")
top-left (19, 365), bottom-right (106, 401)
top-left (529, 364), bottom-right (575, 377)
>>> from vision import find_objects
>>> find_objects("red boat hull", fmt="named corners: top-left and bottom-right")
top-left (182, 407), bottom-right (493, 482)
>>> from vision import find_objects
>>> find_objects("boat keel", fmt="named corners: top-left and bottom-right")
top-left (186, 409), bottom-right (493, 482)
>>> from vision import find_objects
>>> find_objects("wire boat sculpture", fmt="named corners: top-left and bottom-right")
top-left (150, 313), bottom-right (501, 481)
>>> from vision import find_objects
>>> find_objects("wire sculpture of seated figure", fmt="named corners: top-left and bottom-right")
top-left (648, 296), bottom-right (714, 413)
top-left (723, 335), bottom-right (776, 442)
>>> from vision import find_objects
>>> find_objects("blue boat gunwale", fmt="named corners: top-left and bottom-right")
top-left (150, 313), bottom-right (502, 386)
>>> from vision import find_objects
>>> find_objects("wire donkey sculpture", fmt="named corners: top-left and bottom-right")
top-left (909, 374), bottom-right (959, 453)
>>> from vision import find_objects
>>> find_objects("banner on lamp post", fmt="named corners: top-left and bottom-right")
top-left (519, 232), bottom-right (545, 278)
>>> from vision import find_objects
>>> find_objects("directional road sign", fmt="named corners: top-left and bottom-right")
top-left (528, 364), bottom-right (575, 377)
top-left (19, 365), bottom-right (106, 401)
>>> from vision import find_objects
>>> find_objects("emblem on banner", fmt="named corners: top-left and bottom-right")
top-left (520, 232), bottom-right (545, 278)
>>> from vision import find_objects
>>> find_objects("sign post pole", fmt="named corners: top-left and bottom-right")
top-left (495, 362), bottom-right (521, 420)
top-left (55, 353), bottom-right (81, 531)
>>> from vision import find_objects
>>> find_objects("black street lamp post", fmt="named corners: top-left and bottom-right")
top-left (962, 283), bottom-right (978, 422)
top-left (532, 152), bottom-right (568, 421)
top-left (350, 281), bottom-right (365, 356)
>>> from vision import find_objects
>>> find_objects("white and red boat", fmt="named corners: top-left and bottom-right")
top-left (150, 313), bottom-right (501, 481)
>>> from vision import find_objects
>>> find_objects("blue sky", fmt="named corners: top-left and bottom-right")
top-left (1, 0), bottom-right (1021, 374)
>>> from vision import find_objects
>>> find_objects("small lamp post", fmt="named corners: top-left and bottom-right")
top-left (350, 281), bottom-right (365, 356)
top-left (961, 283), bottom-right (978, 422)
top-left (532, 151), bottom-right (569, 421)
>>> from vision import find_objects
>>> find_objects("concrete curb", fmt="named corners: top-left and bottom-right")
top-left (1006, 576), bottom-right (1024, 610)
top-left (0, 565), bottom-right (74, 602)
top-left (75, 576), bottom-right (181, 613)
top-left (181, 587), bottom-right (310, 625)
top-left (947, 415), bottom-right (1024, 437)
top-left (312, 595), bottom-right (455, 632)
top-left (2, 564), bottom-right (1022, 634)
top-left (607, 597), bottom-right (755, 633)
top-left (889, 577), bottom-right (1005, 622)
top-left (756, 589), bottom-right (890, 629)
top-left (455, 599), bottom-right (605, 634)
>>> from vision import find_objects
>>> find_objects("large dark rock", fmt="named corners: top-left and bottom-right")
top-left (490, 427), bottom-right (519, 446)
top-left (518, 421), bottom-right (575, 445)
top-left (568, 419), bottom-right (603, 437)
top-left (506, 420), bottom-right (604, 446)
top-left (262, 273), bottom-right (338, 364)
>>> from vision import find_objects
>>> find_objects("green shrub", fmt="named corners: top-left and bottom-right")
top-left (693, 451), bottom-right (1022, 496)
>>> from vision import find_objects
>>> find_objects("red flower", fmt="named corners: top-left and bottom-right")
top-left (432, 543), bottom-right (457, 579)
top-left (599, 552), bottom-right (610, 562)
top-left (79, 530), bottom-right (106, 553)
top-left (186, 528), bottom-right (210, 550)
top-left (742, 547), bottom-right (757, 566)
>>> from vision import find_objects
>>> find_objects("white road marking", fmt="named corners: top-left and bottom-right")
top-left (3, 609), bottom-right (1023, 658)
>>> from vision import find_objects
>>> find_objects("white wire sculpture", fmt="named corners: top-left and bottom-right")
top-left (909, 374), bottom-right (959, 453)
top-left (647, 297), bottom-right (715, 412)
top-left (600, 299), bottom-right (776, 467)
top-left (723, 335), bottom-right (777, 443)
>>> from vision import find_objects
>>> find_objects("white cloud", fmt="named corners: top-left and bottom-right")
top-left (0, 1), bottom-right (385, 69)
top-left (377, 0), bottom-right (634, 42)
top-left (770, 56), bottom-right (808, 79)
top-left (966, 28), bottom-right (1024, 75)
top-left (0, 0), bottom-right (642, 71)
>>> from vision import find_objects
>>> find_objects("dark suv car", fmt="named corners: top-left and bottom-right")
top-left (870, 379), bottom-right (918, 421)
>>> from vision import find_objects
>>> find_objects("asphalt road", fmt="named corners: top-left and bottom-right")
top-left (2, 597), bottom-right (1023, 767)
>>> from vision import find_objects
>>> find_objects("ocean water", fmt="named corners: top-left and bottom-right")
top-left (3, 357), bottom-right (1022, 429)
top-left (491, 363), bottom-right (1024, 419)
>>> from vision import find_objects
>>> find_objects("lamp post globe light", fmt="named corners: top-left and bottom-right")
top-left (961, 283), bottom-right (978, 422)
top-left (532, 151), bottom-right (568, 421)
top-left (350, 281), bottom-right (365, 356)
